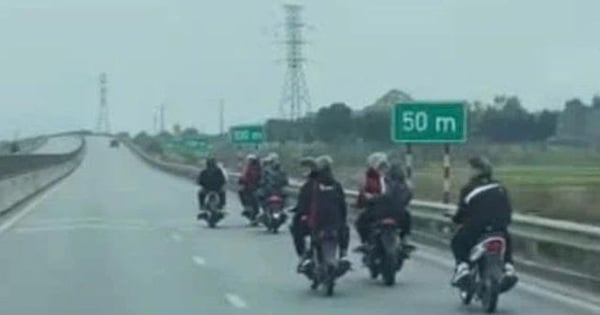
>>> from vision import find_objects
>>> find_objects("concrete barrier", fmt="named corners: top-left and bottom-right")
top-left (0, 137), bottom-right (86, 216)
top-left (125, 140), bottom-right (600, 293)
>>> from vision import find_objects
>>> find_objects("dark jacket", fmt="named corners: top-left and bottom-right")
top-left (306, 170), bottom-right (347, 231)
top-left (453, 175), bottom-right (512, 229)
top-left (197, 166), bottom-right (226, 191)
top-left (259, 165), bottom-right (289, 197)
top-left (373, 177), bottom-right (412, 220)
top-left (294, 170), bottom-right (319, 215)
top-left (239, 163), bottom-right (261, 191)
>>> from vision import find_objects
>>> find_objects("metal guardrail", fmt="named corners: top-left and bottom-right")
top-left (125, 140), bottom-right (600, 293)
top-left (0, 137), bottom-right (86, 216)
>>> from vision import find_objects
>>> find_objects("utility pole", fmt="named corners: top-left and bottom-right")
top-left (152, 109), bottom-right (158, 134)
top-left (96, 73), bottom-right (110, 133)
top-left (219, 99), bottom-right (225, 136)
top-left (279, 4), bottom-right (312, 120)
top-left (159, 103), bottom-right (165, 132)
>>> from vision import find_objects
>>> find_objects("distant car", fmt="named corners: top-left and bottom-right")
top-left (110, 139), bottom-right (120, 148)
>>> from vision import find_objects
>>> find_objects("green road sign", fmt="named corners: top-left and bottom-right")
top-left (163, 136), bottom-right (210, 155)
top-left (230, 125), bottom-right (264, 144)
top-left (392, 102), bottom-right (467, 143)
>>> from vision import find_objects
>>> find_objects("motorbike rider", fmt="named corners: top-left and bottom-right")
top-left (257, 152), bottom-right (289, 216)
top-left (354, 152), bottom-right (390, 252)
top-left (450, 156), bottom-right (518, 292)
top-left (375, 162), bottom-right (415, 254)
top-left (304, 155), bottom-right (350, 266)
top-left (238, 154), bottom-right (262, 218)
top-left (290, 156), bottom-right (320, 271)
top-left (196, 157), bottom-right (227, 220)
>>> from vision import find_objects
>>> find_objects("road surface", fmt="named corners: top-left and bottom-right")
top-left (32, 136), bottom-right (81, 154)
top-left (0, 137), bottom-right (597, 315)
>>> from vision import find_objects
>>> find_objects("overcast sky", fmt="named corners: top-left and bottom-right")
top-left (1, 0), bottom-right (600, 139)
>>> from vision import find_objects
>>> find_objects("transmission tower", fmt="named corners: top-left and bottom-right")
top-left (96, 73), bottom-right (110, 133)
top-left (279, 4), bottom-right (312, 120)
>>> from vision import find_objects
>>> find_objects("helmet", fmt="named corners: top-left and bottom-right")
top-left (468, 156), bottom-right (493, 178)
top-left (246, 154), bottom-right (258, 161)
top-left (389, 162), bottom-right (406, 181)
top-left (267, 152), bottom-right (280, 165)
top-left (315, 155), bottom-right (334, 170)
top-left (367, 152), bottom-right (389, 170)
top-left (206, 157), bottom-right (217, 168)
top-left (300, 156), bottom-right (317, 169)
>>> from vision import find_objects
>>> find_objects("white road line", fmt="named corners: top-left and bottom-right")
top-left (0, 182), bottom-right (64, 235)
top-left (15, 223), bottom-right (151, 233)
top-left (192, 256), bottom-right (206, 266)
top-left (171, 232), bottom-right (183, 242)
top-left (23, 217), bottom-right (104, 226)
top-left (414, 247), bottom-right (600, 314)
top-left (225, 293), bottom-right (248, 309)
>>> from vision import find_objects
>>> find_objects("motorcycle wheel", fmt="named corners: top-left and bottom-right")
top-left (325, 271), bottom-right (335, 297)
top-left (208, 216), bottom-right (217, 228)
top-left (460, 289), bottom-right (474, 305)
top-left (382, 254), bottom-right (397, 286)
top-left (369, 265), bottom-right (379, 279)
top-left (481, 277), bottom-right (499, 313)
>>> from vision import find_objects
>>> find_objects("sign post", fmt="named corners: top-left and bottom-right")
top-left (392, 101), bottom-right (467, 203)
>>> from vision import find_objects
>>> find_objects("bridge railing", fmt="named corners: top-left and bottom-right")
top-left (125, 140), bottom-right (600, 293)
top-left (0, 137), bottom-right (86, 217)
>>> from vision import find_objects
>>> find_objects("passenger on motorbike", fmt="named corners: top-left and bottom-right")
top-left (374, 163), bottom-right (415, 254)
top-left (197, 157), bottom-right (227, 220)
top-left (290, 156), bottom-right (320, 271)
top-left (450, 156), bottom-right (518, 291)
top-left (354, 152), bottom-right (390, 252)
top-left (238, 154), bottom-right (262, 218)
top-left (303, 156), bottom-right (350, 267)
top-left (257, 153), bottom-right (289, 214)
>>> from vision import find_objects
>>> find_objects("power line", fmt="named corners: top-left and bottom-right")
top-left (279, 4), bottom-right (312, 121)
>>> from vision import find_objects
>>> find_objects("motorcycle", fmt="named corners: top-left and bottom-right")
top-left (303, 229), bottom-right (351, 296)
top-left (455, 230), bottom-right (509, 313)
top-left (239, 190), bottom-right (259, 226)
top-left (362, 217), bottom-right (406, 286)
top-left (260, 194), bottom-right (287, 233)
top-left (201, 191), bottom-right (225, 228)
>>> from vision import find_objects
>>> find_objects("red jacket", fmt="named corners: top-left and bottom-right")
top-left (357, 168), bottom-right (383, 208)
top-left (239, 164), bottom-right (261, 191)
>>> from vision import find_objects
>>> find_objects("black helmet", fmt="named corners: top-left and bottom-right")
top-left (468, 156), bottom-right (493, 178)
top-left (206, 157), bottom-right (217, 168)
top-left (389, 163), bottom-right (406, 181)
top-left (300, 156), bottom-right (317, 169)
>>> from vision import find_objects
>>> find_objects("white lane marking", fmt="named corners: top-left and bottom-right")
top-left (225, 293), bottom-right (248, 309)
top-left (15, 223), bottom-right (150, 233)
top-left (192, 256), bottom-right (206, 266)
top-left (415, 248), bottom-right (600, 314)
top-left (0, 181), bottom-right (64, 235)
top-left (24, 217), bottom-right (104, 226)
top-left (171, 232), bottom-right (183, 242)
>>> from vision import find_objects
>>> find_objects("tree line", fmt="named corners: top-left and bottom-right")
top-left (265, 96), bottom-right (562, 144)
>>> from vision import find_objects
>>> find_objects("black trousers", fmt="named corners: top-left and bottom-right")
top-left (198, 189), bottom-right (226, 209)
top-left (238, 189), bottom-right (259, 214)
top-left (290, 213), bottom-right (310, 257)
top-left (290, 213), bottom-right (350, 258)
top-left (451, 225), bottom-right (514, 264)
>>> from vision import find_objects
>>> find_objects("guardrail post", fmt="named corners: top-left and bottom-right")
top-left (443, 144), bottom-right (451, 204)
top-left (405, 144), bottom-right (413, 188)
